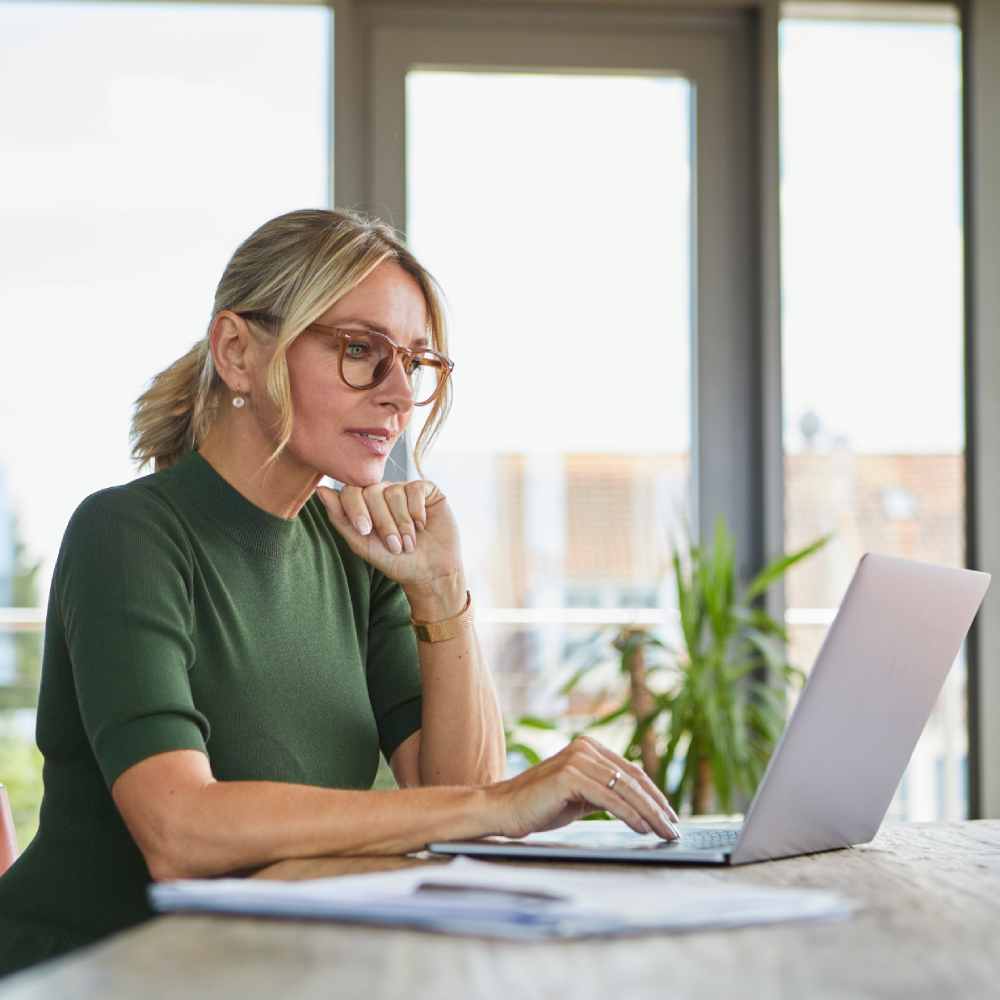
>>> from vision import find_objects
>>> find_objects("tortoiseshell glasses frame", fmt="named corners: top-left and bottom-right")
top-left (236, 311), bottom-right (454, 406)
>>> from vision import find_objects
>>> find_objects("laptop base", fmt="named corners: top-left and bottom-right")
top-left (428, 821), bottom-right (740, 865)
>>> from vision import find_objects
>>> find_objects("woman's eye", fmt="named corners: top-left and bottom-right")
top-left (345, 343), bottom-right (370, 359)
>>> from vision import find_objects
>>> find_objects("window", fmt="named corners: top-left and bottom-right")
top-left (0, 0), bottom-right (330, 846)
top-left (780, 11), bottom-right (965, 819)
top-left (406, 70), bottom-right (692, 720)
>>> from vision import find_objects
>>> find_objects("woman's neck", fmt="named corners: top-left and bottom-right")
top-left (197, 415), bottom-right (320, 521)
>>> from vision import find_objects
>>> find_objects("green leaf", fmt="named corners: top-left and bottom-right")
top-left (672, 740), bottom-right (699, 807)
top-left (674, 551), bottom-right (704, 656)
top-left (558, 660), bottom-right (604, 695)
top-left (733, 605), bottom-right (790, 642)
top-left (585, 702), bottom-right (632, 729)
top-left (783, 662), bottom-right (808, 687)
top-left (744, 629), bottom-right (786, 674)
top-left (662, 688), bottom-right (697, 800)
top-left (702, 690), bottom-right (734, 811)
top-left (506, 742), bottom-right (542, 766)
top-left (723, 659), bottom-right (762, 682)
top-left (516, 715), bottom-right (559, 731)
top-left (753, 684), bottom-right (790, 716)
top-left (744, 533), bottom-right (832, 602)
top-left (703, 517), bottom-right (735, 642)
top-left (747, 698), bottom-right (787, 741)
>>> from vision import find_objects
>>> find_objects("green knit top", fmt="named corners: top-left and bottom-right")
top-left (0, 450), bottom-right (423, 978)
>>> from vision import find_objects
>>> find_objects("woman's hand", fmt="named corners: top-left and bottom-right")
top-left (486, 736), bottom-right (681, 841)
top-left (316, 480), bottom-right (462, 594)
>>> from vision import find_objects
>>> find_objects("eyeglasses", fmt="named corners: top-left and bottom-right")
top-left (237, 312), bottom-right (454, 406)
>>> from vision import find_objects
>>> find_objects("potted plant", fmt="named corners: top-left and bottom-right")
top-left (507, 517), bottom-right (830, 816)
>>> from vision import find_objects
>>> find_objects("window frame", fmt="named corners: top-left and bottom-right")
top-left (3, 0), bottom-right (997, 819)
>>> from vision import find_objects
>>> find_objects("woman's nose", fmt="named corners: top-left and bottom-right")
top-left (376, 353), bottom-right (415, 410)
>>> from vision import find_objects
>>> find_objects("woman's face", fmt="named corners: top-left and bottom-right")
top-left (275, 261), bottom-right (429, 487)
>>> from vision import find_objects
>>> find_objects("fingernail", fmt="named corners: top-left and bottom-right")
top-left (387, 534), bottom-right (402, 554)
top-left (639, 819), bottom-right (651, 834)
top-left (668, 820), bottom-right (681, 839)
top-left (355, 517), bottom-right (372, 536)
top-left (402, 533), bottom-right (415, 553)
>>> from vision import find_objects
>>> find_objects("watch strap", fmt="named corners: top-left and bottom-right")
top-left (410, 590), bottom-right (474, 643)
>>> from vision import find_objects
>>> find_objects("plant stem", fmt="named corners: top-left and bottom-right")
top-left (624, 630), bottom-right (660, 781)
top-left (693, 755), bottom-right (714, 816)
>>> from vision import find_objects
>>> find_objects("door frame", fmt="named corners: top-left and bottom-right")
top-left (338, 1), bottom-right (772, 596)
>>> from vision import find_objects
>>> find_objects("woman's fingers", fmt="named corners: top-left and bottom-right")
top-left (602, 764), bottom-right (678, 840)
top-left (316, 486), bottom-right (351, 531)
top-left (315, 480), bottom-right (460, 590)
top-left (382, 484), bottom-right (418, 552)
top-left (424, 482), bottom-right (447, 509)
top-left (334, 481), bottom-right (444, 552)
top-left (567, 742), bottom-right (678, 840)
top-left (333, 484), bottom-right (412, 554)
top-left (563, 767), bottom-right (654, 836)
top-left (577, 736), bottom-right (680, 825)
top-left (405, 481), bottom-right (429, 532)
top-left (362, 484), bottom-right (406, 554)
top-left (495, 736), bottom-right (681, 841)
top-left (337, 486), bottom-right (374, 537)
top-left (316, 486), bottom-right (382, 562)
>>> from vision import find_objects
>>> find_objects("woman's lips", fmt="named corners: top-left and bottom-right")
top-left (347, 431), bottom-right (391, 456)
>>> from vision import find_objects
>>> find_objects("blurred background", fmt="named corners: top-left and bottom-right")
top-left (0, 0), bottom-right (991, 846)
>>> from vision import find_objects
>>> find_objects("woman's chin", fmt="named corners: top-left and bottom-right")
top-left (326, 457), bottom-right (388, 488)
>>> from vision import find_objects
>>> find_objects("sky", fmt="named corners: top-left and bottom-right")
top-left (0, 2), bottom-right (965, 593)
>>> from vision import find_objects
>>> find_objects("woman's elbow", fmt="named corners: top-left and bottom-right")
top-left (111, 751), bottom-right (219, 882)
top-left (134, 808), bottom-right (201, 882)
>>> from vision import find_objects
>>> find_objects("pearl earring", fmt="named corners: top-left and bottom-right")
top-left (232, 395), bottom-right (246, 409)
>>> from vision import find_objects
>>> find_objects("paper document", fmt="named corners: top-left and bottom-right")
top-left (150, 855), bottom-right (856, 940)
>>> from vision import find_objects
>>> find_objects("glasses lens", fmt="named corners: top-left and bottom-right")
top-left (339, 330), bottom-right (447, 403)
top-left (340, 331), bottom-right (392, 389)
top-left (409, 357), bottom-right (446, 405)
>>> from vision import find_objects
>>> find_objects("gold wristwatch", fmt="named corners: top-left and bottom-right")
top-left (410, 590), bottom-right (474, 643)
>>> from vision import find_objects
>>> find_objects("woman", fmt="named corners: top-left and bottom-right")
top-left (0, 208), bottom-right (679, 977)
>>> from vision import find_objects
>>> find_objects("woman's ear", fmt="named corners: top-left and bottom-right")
top-left (210, 311), bottom-right (254, 394)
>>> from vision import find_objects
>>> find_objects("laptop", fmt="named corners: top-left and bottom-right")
top-left (428, 553), bottom-right (991, 866)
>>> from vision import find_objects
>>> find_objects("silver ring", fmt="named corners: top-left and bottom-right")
top-left (607, 769), bottom-right (622, 790)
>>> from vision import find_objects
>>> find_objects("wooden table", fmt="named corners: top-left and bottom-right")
top-left (4, 821), bottom-right (1000, 999)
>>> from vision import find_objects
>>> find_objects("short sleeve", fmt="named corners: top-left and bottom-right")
top-left (56, 489), bottom-right (210, 789)
top-left (365, 571), bottom-right (423, 762)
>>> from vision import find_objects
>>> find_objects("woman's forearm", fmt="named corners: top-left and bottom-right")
top-left (151, 779), bottom-right (499, 881)
top-left (416, 624), bottom-right (506, 786)
top-left (406, 575), bottom-right (507, 787)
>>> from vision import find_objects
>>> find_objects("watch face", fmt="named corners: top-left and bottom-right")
top-left (415, 621), bottom-right (451, 642)
top-left (413, 622), bottom-right (438, 642)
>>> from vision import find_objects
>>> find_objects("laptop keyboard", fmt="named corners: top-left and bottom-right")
top-left (679, 828), bottom-right (741, 849)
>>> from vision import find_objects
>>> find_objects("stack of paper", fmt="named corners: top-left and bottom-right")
top-left (150, 856), bottom-right (856, 940)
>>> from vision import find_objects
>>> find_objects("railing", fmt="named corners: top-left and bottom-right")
top-left (0, 608), bottom-right (45, 631)
top-left (0, 606), bottom-right (839, 629)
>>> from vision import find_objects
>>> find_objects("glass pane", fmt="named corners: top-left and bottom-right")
top-left (406, 71), bottom-right (692, 721)
top-left (780, 17), bottom-right (965, 819)
top-left (0, 0), bottom-right (330, 844)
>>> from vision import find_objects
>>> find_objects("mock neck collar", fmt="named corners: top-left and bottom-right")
top-left (170, 449), bottom-right (306, 558)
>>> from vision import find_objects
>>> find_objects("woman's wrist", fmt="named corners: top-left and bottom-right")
top-left (404, 571), bottom-right (467, 621)
top-left (473, 781), bottom-right (509, 838)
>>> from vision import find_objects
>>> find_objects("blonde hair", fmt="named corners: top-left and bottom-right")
top-left (130, 208), bottom-right (452, 475)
